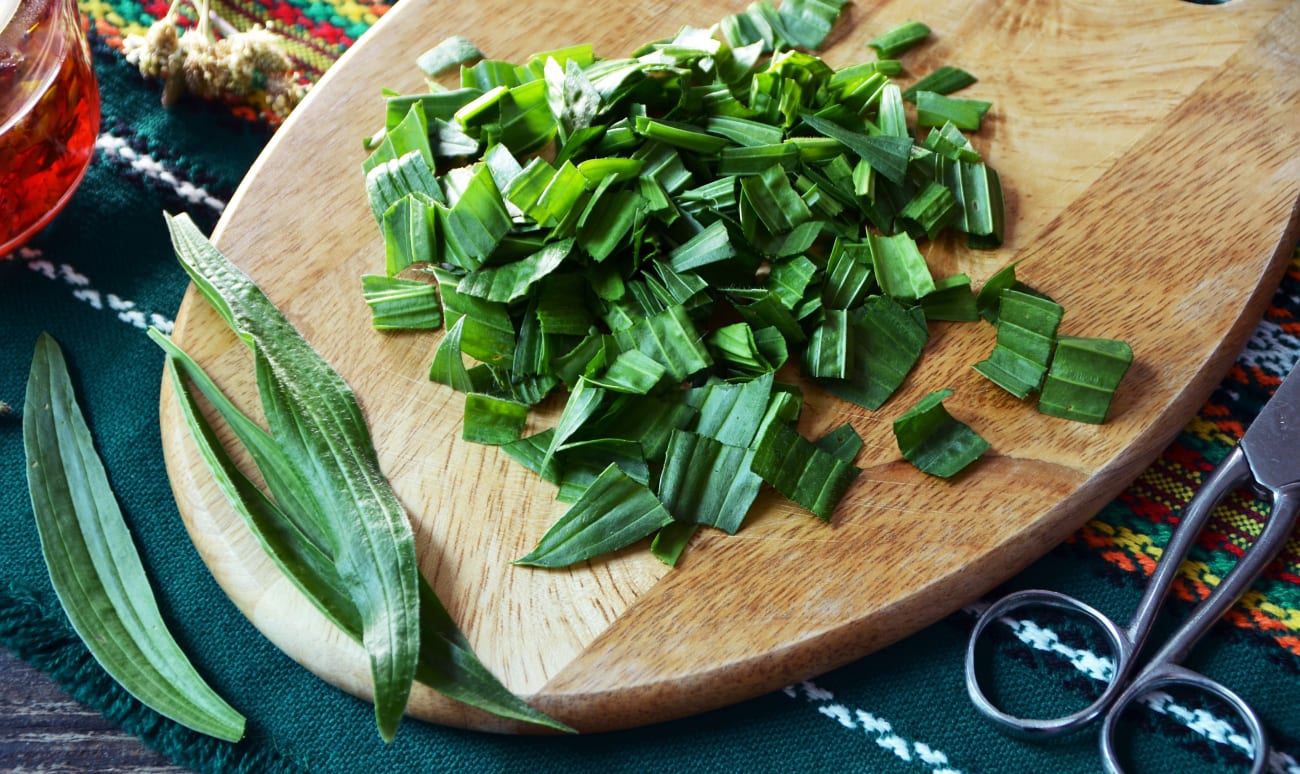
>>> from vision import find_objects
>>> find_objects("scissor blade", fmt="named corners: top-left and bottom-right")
top-left (1239, 362), bottom-right (1300, 490)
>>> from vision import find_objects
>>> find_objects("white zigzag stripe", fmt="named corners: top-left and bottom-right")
top-left (94, 132), bottom-right (227, 213)
top-left (961, 603), bottom-right (1300, 774)
top-left (15, 247), bottom-right (174, 333)
top-left (785, 680), bottom-right (963, 773)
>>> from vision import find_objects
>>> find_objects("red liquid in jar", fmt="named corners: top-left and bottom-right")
top-left (0, 0), bottom-right (100, 255)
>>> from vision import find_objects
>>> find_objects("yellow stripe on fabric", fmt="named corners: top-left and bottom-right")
top-left (1184, 415), bottom-right (1240, 447)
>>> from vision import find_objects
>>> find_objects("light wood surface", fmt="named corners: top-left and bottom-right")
top-left (159, 0), bottom-right (1300, 734)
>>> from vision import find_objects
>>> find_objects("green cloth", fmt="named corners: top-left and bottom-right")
top-left (3, 16), bottom-right (1300, 774)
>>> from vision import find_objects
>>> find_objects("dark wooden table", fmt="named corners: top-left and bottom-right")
top-left (0, 647), bottom-right (184, 772)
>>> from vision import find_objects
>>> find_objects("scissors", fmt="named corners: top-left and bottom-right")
top-left (965, 362), bottom-right (1300, 773)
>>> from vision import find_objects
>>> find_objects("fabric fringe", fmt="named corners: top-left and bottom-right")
top-left (0, 582), bottom-right (303, 773)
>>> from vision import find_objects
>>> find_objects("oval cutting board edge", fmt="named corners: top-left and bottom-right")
top-left (159, 0), bottom-right (1300, 735)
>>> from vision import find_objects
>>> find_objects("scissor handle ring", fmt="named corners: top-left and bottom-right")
top-left (1099, 663), bottom-right (1269, 774)
top-left (965, 588), bottom-right (1135, 738)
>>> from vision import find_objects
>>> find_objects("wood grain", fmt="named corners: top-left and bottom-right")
top-left (0, 648), bottom-right (183, 773)
top-left (158, 0), bottom-right (1300, 733)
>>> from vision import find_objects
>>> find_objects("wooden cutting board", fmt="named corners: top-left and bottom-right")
top-left (159, 0), bottom-right (1300, 734)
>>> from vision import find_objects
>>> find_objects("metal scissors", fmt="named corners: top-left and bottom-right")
top-left (965, 362), bottom-right (1300, 773)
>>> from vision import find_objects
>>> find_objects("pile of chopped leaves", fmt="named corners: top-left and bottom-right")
top-left (358, 1), bottom-right (1131, 568)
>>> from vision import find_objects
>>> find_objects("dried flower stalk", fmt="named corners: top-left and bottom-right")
top-left (123, 0), bottom-right (308, 121)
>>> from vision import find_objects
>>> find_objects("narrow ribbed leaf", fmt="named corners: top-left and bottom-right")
top-left (24, 334), bottom-right (246, 743)
top-left (777, 0), bottom-right (848, 49)
top-left (586, 349), bottom-right (667, 394)
top-left (544, 377), bottom-right (607, 468)
top-left (586, 393), bottom-right (698, 462)
top-left (893, 388), bottom-right (989, 477)
top-left (945, 159), bottom-right (1004, 247)
top-left (546, 57), bottom-right (601, 138)
top-left (635, 115), bottom-right (731, 153)
top-left (975, 260), bottom-right (1024, 323)
top-left (899, 181), bottom-right (959, 240)
top-left (577, 157), bottom-right (644, 184)
top-left (577, 186), bottom-right (641, 262)
top-left (410, 579), bottom-right (574, 732)
top-left (707, 322), bottom-right (775, 377)
top-left (535, 273), bottom-right (595, 335)
top-left (164, 351), bottom-right (569, 732)
top-left (514, 464), bottom-right (674, 567)
top-left (740, 164), bottom-right (814, 235)
top-left (707, 115), bottom-right (785, 146)
top-left (386, 90), bottom-right (483, 129)
top-left (553, 438), bottom-right (653, 515)
top-left (365, 101), bottom-right (434, 172)
top-left (429, 317), bottom-right (474, 392)
top-left (732, 290), bottom-right (806, 344)
top-left (822, 239), bottom-right (874, 310)
top-left (669, 219), bottom-right (738, 272)
top-left (769, 254), bottom-right (818, 309)
top-left (435, 165), bottom-right (512, 271)
top-left (923, 121), bottom-right (981, 162)
top-left (610, 304), bottom-right (712, 380)
top-left (650, 522), bottom-right (698, 567)
top-left (165, 214), bottom-right (418, 742)
top-left (150, 330), bottom-right (332, 551)
top-left (694, 371), bottom-right (775, 447)
top-left (814, 422), bottom-right (864, 463)
top-left (718, 143), bottom-right (802, 176)
top-left (877, 83), bottom-right (907, 138)
top-left (366, 151), bottom-right (442, 223)
top-left (433, 267), bottom-right (516, 365)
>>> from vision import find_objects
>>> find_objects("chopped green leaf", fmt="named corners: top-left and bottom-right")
top-left (362, 274), bottom-right (442, 330)
top-left (417, 36), bottom-right (484, 78)
top-left (973, 289), bottom-right (1064, 399)
top-left (515, 464), bottom-right (674, 567)
top-left (456, 238), bottom-right (573, 303)
top-left (1038, 336), bottom-right (1133, 423)
top-left (751, 423), bottom-right (860, 520)
top-left (463, 393), bottom-right (529, 444)
top-left (817, 295), bottom-right (929, 410)
top-left (902, 66), bottom-right (977, 102)
top-left (867, 21), bottom-right (930, 58)
top-left (893, 388), bottom-right (989, 477)
top-left (868, 230), bottom-right (936, 302)
top-left (920, 274), bottom-right (978, 322)
top-left (659, 430), bottom-right (763, 534)
top-left (814, 422), bottom-right (864, 463)
top-left (915, 91), bottom-right (992, 131)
